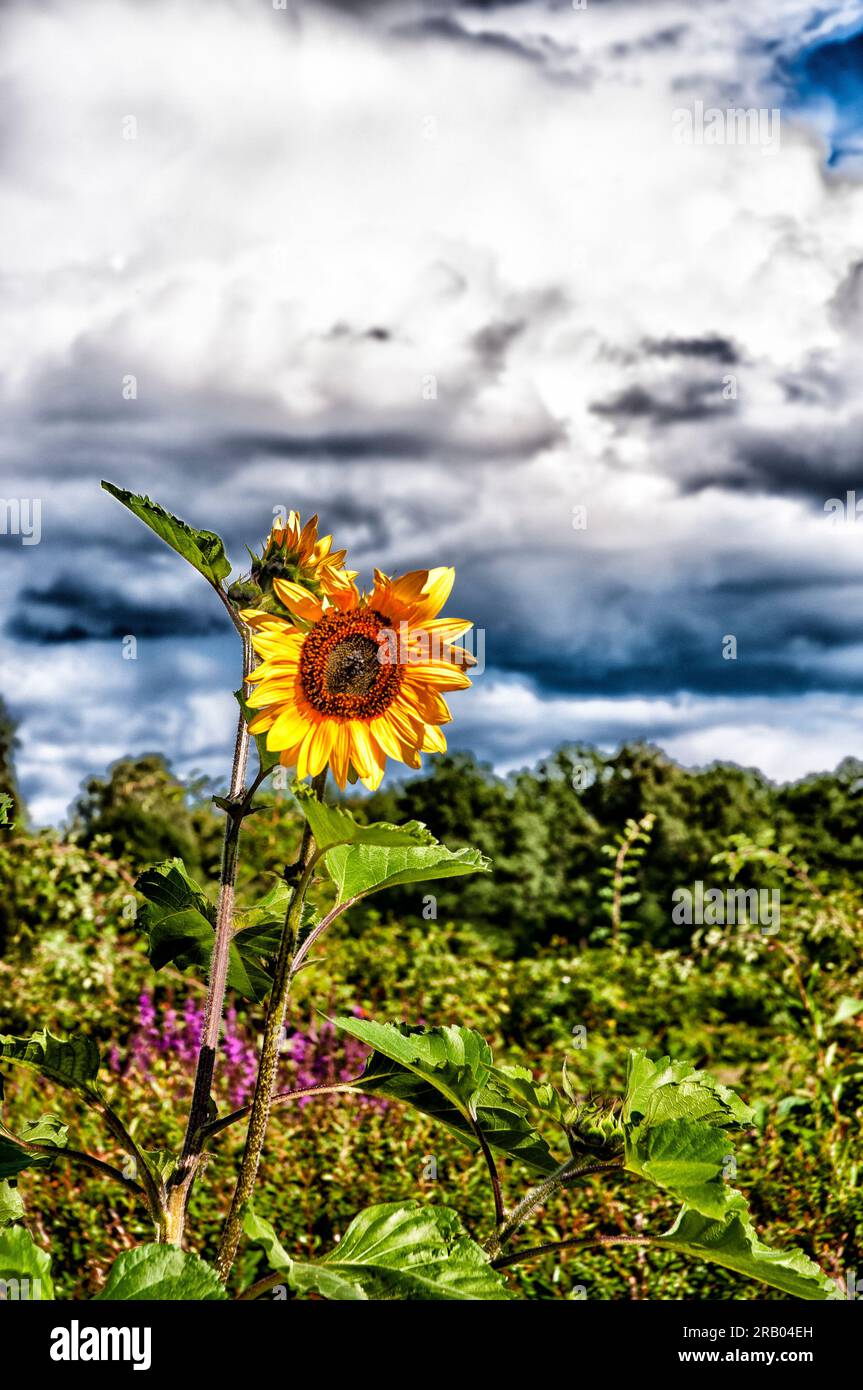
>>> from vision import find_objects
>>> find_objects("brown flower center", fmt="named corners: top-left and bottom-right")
top-left (299, 609), bottom-right (402, 718)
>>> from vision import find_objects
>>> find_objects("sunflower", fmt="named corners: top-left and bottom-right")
top-left (228, 511), bottom-right (357, 614)
top-left (242, 567), bottom-right (475, 790)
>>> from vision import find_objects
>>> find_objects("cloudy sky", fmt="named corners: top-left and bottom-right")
top-left (2, 0), bottom-right (863, 823)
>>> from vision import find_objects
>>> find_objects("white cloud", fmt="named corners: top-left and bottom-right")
top-left (1, 0), bottom-right (862, 818)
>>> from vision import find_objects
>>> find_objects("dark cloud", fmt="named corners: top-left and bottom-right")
top-left (590, 379), bottom-right (734, 424)
top-left (8, 575), bottom-right (225, 644)
top-left (681, 425), bottom-right (863, 503)
top-left (642, 335), bottom-right (740, 366)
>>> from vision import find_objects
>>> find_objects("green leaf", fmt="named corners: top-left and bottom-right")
top-left (655, 1207), bottom-right (842, 1301)
top-left (98, 1245), bottom-right (227, 1301)
top-left (139, 1149), bottom-right (180, 1188)
top-left (245, 1202), bottom-right (511, 1301)
top-left (622, 1050), bottom-right (754, 1128)
top-left (0, 1225), bottom-right (53, 1299)
top-left (625, 1118), bottom-right (746, 1221)
top-left (135, 859), bottom-right (291, 1002)
top-left (0, 1029), bottom-right (100, 1093)
top-left (0, 1181), bottom-right (25, 1227)
top-left (0, 794), bottom-right (12, 827)
top-left (620, 1059), bottom-right (839, 1299)
top-left (325, 840), bottom-right (490, 902)
top-left (489, 1064), bottom-right (568, 1128)
top-left (101, 482), bottom-right (232, 586)
top-left (0, 1114), bottom-right (68, 1179)
top-left (337, 1020), bottom-right (559, 1175)
top-left (335, 1019), bottom-right (491, 1117)
top-left (292, 783), bottom-right (435, 852)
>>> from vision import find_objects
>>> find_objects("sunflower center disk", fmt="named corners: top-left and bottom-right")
top-left (299, 611), bottom-right (402, 718)
top-left (325, 635), bottom-right (379, 697)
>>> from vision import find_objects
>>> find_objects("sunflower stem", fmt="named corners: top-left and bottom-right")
top-left (166, 626), bottom-right (256, 1244)
top-left (214, 769), bottom-right (327, 1284)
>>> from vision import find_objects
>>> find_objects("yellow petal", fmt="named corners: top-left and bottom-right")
top-left (411, 567), bottom-right (455, 622)
top-left (421, 723), bottom-right (447, 754)
top-left (404, 662), bottom-right (472, 691)
top-left (359, 759), bottom-right (385, 791)
top-left (370, 715), bottom-right (404, 761)
top-left (267, 705), bottom-right (315, 751)
top-left (272, 579), bottom-right (325, 623)
top-left (330, 722), bottom-right (352, 789)
top-left (308, 718), bottom-right (337, 777)
top-left (348, 721), bottom-right (377, 778)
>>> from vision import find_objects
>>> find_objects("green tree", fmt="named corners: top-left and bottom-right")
top-left (0, 696), bottom-right (24, 825)
top-left (68, 754), bottom-right (220, 875)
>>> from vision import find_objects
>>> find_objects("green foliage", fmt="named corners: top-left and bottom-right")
top-left (359, 744), bottom-right (863, 950)
top-left (326, 841), bottom-right (490, 901)
top-left (0, 696), bottom-right (23, 827)
top-left (339, 1019), bottom-right (558, 1174)
top-left (0, 1112), bottom-right (68, 1179)
top-left (622, 1051), bottom-right (754, 1128)
top-left (98, 1245), bottom-right (227, 1300)
top-left (597, 812), bottom-right (655, 941)
top-left (69, 754), bottom-right (219, 877)
top-left (244, 1202), bottom-right (511, 1300)
top-left (135, 859), bottom-right (294, 1002)
top-left (101, 482), bottom-right (232, 587)
top-left (292, 783), bottom-right (436, 852)
top-left (654, 1208), bottom-right (842, 1301)
top-left (0, 1028), bottom-right (100, 1092)
top-left (619, 1050), bottom-right (840, 1299)
top-left (292, 784), bottom-right (491, 901)
top-left (2, 731), bottom-right (858, 1302)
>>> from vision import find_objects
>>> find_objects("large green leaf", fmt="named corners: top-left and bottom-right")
top-left (348, 1029), bottom-right (559, 1175)
top-left (0, 1225), bottom-right (53, 1299)
top-left (292, 783), bottom-right (435, 852)
top-left (623, 1050), bottom-right (754, 1128)
top-left (621, 1056), bottom-right (839, 1300)
top-left (335, 1019), bottom-right (492, 1118)
top-left (625, 1118), bottom-right (746, 1222)
top-left (0, 1114), bottom-right (68, 1180)
top-left (292, 785), bottom-right (490, 902)
top-left (0, 1029), bottom-right (100, 1093)
top-left (98, 1245), bottom-right (227, 1301)
top-left (101, 482), bottom-right (231, 586)
top-left (135, 860), bottom-right (294, 1002)
top-left (325, 841), bottom-right (490, 901)
top-left (245, 1202), bottom-right (511, 1301)
top-left (655, 1207), bottom-right (842, 1301)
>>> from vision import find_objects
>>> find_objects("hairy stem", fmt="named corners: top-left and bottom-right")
top-left (200, 1080), bottom-right (357, 1143)
top-left (215, 770), bottom-right (326, 1283)
top-left (491, 1232), bottom-right (651, 1271)
top-left (19, 1141), bottom-right (144, 1195)
top-left (166, 627), bottom-right (257, 1243)
top-left (485, 1156), bottom-right (621, 1259)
